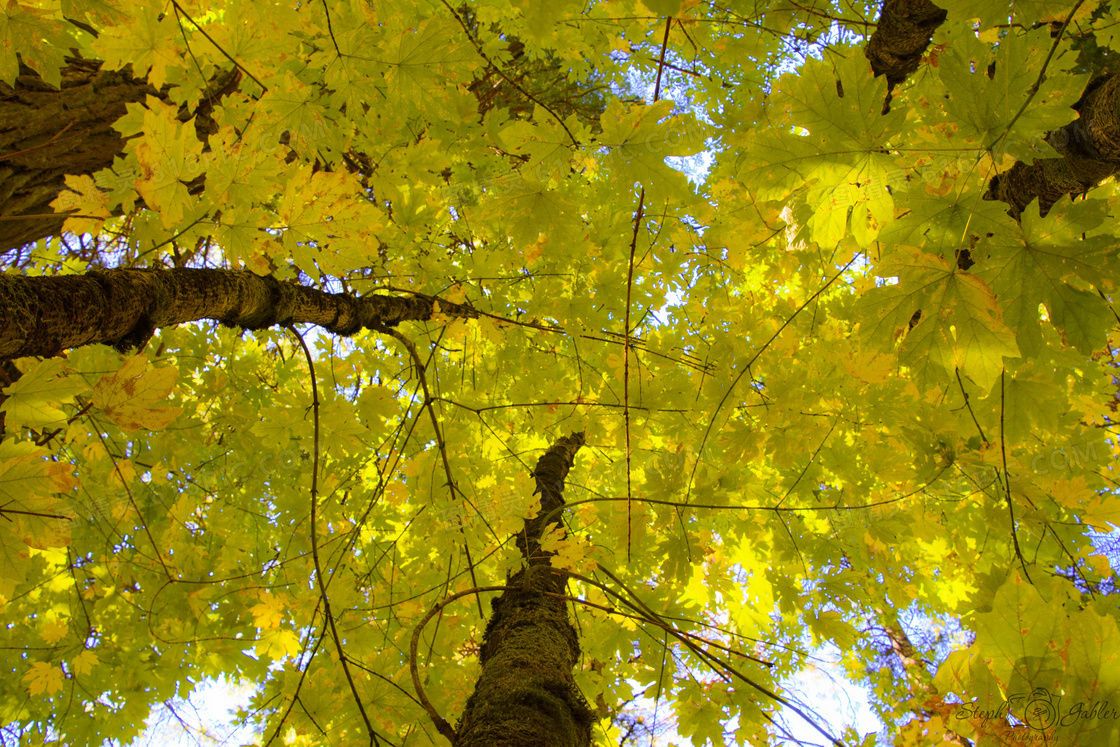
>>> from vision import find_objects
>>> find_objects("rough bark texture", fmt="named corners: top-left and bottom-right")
top-left (0, 267), bottom-right (479, 359)
top-left (984, 72), bottom-right (1120, 218)
top-left (865, 0), bottom-right (947, 113)
top-left (455, 432), bottom-right (594, 747)
top-left (0, 58), bottom-right (238, 254)
top-left (0, 59), bottom-right (155, 252)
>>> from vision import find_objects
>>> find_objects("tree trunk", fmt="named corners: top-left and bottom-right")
top-left (0, 267), bottom-right (478, 359)
top-left (0, 59), bottom-right (155, 252)
top-left (0, 359), bottom-right (21, 437)
top-left (984, 71), bottom-right (1120, 218)
top-left (884, 624), bottom-right (974, 746)
top-left (454, 432), bottom-right (594, 747)
top-left (865, 0), bottom-right (947, 113)
top-left (0, 57), bottom-right (239, 255)
top-left (862, 2), bottom-right (1120, 221)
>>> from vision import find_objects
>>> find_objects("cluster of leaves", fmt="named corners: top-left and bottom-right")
top-left (1, 0), bottom-right (1119, 745)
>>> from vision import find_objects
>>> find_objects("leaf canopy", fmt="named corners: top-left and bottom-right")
top-left (1, 0), bottom-right (1120, 745)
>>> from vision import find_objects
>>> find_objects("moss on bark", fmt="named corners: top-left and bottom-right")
top-left (454, 433), bottom-right (594, 747)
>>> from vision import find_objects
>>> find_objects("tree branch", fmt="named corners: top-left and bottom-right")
top-left (0, 267), bottom-right (478, 359)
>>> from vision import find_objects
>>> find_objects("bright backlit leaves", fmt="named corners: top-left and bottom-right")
top-left (2, 0), bottom-right (1120, 745)
top-left (858, 249), bottom-right (1020, 388)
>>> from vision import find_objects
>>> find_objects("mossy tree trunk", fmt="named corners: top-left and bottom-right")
top-left (454, 432), bottom-right (594, 747)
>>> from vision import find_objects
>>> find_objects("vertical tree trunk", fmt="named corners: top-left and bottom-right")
top-left (0, 359), bottom-right (21, 437)
top-left (454, 432), bottom-right (594, 747)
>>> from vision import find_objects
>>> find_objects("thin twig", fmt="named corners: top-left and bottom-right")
top-left (622, 186), bottom-right (646, 562)
top-left (410, 585), bottom-right (514, 744)
top-left (992, 0), bottom-right (1087, 155)
top-left (439, 0), bottom-right (579, 146)
top-left (169, 0), bottom-right (268, 92)
top-left (999, 369), bottom-right (1033, 583)
top-left (376, 324), bottom-right (491, 618)
top-left (0, 120), bottom-right (83, 163)
top-left (289, 326), bottom-right (383, 746)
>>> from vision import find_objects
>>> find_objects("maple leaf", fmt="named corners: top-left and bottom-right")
top-left (91, 355), bottom-right (182, 432)
top-left (49, 175), bottom-right (111, 236)
top-left (859, 248), bottom-right (1020, 388)
top-left (0, 2), bottom-right (70, 87)
top-left (0, 358), bottom-right (87, 429)
top-left (249, 595), bottom-right (285, 630)
top-left (258, 628), bottom-right (301, 661)
top-left (23, 661), bottom-right (63, 696)
top-left (91, 5), bottom-right (181, 89)
top-left (1, 3), bottom-right (1120, 746)
top-left (122, 98), bottom-right (206, 228)
top-left (70, 650), bottom-right (98, 677)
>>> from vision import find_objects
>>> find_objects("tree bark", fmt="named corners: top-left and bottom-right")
top-left (863, 2), bottom-right (1120, 221)
top-left (884, 624), bottom-right (974, 746)
top-left (0, 59), bottom-right (155, 252)
top-left (0, 267), bottom-right (478, 359)
top-left (454, 432), bottom-right (594, 747)
top-left (0, 58), bottom-right (239, 255)
top-left (865, 0), bottom-right (947, 113)
top-left (984, 72), bottom-right (1120, 218)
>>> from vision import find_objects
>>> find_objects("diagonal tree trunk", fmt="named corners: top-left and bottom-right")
top-left (0, 36), bottom-right (584, 255)
top-left (984, 71), bottom-right (1120, 218)
top-left (453, 431), bottom-right (594, 747)
top-left (883, 624), bottom-right (974, 746)
top-left (0, 267), bottom-right (478, 359)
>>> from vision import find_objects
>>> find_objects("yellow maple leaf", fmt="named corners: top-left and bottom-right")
top-left (23, 662), bottom-right (63, 696)
top-left (1083, 493), bottom-right (1120, 530)
top-left (843, 348), bottom-right (895, 384)
top-left (92, 7), bottom-right (181, 90)
top-left (91, 355), bottom-right (183, 432)
top-left (540, 524), bottom-right (596, 573)
top-left (250, 595), bottom-right (285, 629)
top-left (109, 458), bottom-right (136, 489)
top-left (259, 628), bottom-right (301, 660)
top-left (48, 175), bottom-right (110, 238)
top-left (71, 650), bottom-right (98, 677)
top-left (0, 358), bottom-right (88, 429)
top-left (0, 445), bottom-right (78, 591)
top-left (39, 619), bottom-right (68, 645)
top-left (125, 99), bottom-right (205, 228)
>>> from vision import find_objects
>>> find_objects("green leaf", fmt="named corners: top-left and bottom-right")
top-left (0, 359), bottom-right (86, 429)
top-left (859, 249), bottom-right (1020, 388)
